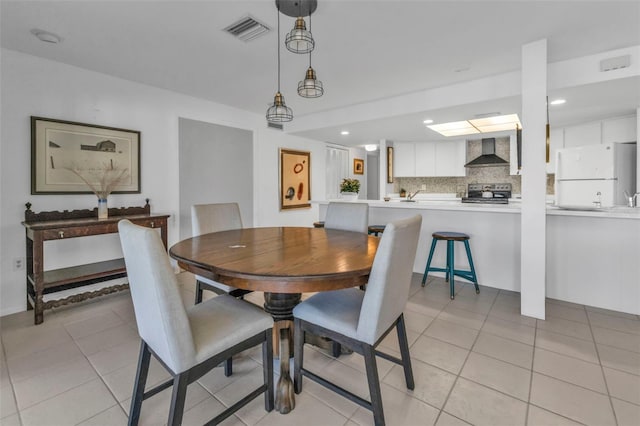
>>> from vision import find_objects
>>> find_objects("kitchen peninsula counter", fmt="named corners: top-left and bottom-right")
top-left (317, 199), bottom-right (522, 294)
top-left (316, 199), bottom-right (640, 219)
top-left (315, 199), bottom-right (640, 315)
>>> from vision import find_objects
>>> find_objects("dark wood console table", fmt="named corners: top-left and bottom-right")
top-left (22, 200), bottom-right (170, 324)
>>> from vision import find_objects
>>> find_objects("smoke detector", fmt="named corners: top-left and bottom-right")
top-left (31, 29), bottom-right (62, 44)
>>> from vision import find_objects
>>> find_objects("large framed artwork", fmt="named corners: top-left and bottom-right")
top-left (31, 116), bottom-right (141, 194)
top-left (280, 148), bottom-right (311, 210)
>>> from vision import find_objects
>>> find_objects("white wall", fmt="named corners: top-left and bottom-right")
top-left (253, 127), bottom-right (323, 227)
top-left (348, 146), bottom-right (367, 199)
top-left (0, 48), bottom-right (323, 316)
top-left (178, 118), bottom-right (254, 240)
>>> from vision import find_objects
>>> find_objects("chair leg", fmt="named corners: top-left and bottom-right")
top-left (448, 241), bottom-right (455, 299)
top-left (331, 341), bottom-right (342, 358)
top-left (263, 329), bottom-right (275, 412)
top-left (363, 345), bottom-right (385, 426)
top-left (293, 318), bottom-right (304, 394)
top-left (128, 341), bottom-right (151, 426)
top-left (396, 315), bottom-right (414, 390)
top-left (421, 238), bottom-right (438, 286)
top-left (464, 240), bottom-right (480, 294)
top-left (224, 358), bottom-right (233, 377)
top-left (167, 372), bottom-right (189, 426)
top-left (194, 280), bottom-right (203, 305)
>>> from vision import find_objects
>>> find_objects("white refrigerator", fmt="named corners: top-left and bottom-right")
top-left (555, 142), bottom-right (637, 208)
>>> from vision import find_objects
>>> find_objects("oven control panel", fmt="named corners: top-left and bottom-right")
top-left (468, 183), bottom-right (512, 192)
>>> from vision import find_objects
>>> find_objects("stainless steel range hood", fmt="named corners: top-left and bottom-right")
top-left (464, 138), bottom-right (509, 168)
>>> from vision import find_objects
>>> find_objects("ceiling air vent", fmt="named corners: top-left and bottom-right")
top-left (267, 121), bottom-right (283, 130)
top-left (224, 16), bottom-right (270, 42)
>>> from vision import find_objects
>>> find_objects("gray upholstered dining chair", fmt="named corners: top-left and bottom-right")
top-left (324, 201), bottom-right (369, 234)
top-left (192, 202), bottom-right (250, 304)
top-left (118, 220), bottom-right (274, 426)
top-left (293, 215), bottom-right (422, 426)
top-left (324, 201), bottom-right (370, 356)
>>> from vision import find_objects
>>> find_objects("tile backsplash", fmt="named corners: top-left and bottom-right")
top-left (394, 138), bottom-right (555, 196)
top-left (395, 171), bottom-right (555, 196)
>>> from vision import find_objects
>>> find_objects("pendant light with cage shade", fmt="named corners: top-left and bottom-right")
top-left (284, 0), bottom-right (314, 54)
top-left (266, 5), bottom-right (293, 123)
top-left (298, 13), bottom-right (323, 98)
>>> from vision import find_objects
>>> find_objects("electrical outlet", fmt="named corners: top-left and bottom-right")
top-left (421, 184), bottom-right (427, 190)
top-left (13, 257), bottom-right (25, 271)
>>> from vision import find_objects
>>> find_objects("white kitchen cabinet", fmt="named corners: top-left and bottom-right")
top-left (395, 140), bottom-right (465, 177)
top-left (415, 142), bottom-right (436, 176)
top-left (563, 122), bottom-right (601, 147)
top-left (435, 140), bottom-right (465, 176)
top-left (393, 142), bottom-right (416, 177)
top-left (602, 115), bottom-right (637, 143)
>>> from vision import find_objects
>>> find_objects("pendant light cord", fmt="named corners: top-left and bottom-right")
top-left (277, 7), bottom-right (281, 92)
top-left (308, 12), bottom-right (312, 67)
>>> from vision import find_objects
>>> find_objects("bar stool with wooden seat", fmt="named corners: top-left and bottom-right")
top-left (421, 231), bottom-right (479, 299)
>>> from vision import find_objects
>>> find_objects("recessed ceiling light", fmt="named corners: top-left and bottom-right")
top-left (340, 130), bottom-right (349, 135)
top-left (364, 144), bottom-right (378, 151)
top-left (423, 119), bottom-right (433, 124)
top-left (30, 29), bottom-right (62, 44)
top-left (550, 99), bottom-right (566, 105)
top-left (428, 120), bottom-right (479, 137)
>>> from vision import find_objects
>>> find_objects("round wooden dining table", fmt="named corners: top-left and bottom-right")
top-left (169, 226), bottom-right (380, 414)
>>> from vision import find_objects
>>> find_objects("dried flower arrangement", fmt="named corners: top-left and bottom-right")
top-left (66, 162), bottom-right (129, 200)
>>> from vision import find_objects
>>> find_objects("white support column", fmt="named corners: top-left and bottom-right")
top-left (521, 39), bottom-right (547, 320)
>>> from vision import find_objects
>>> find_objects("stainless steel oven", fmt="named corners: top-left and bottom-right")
top-left (461, 183), bottom-right (512, 204)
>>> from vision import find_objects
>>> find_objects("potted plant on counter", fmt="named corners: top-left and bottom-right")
top-left (340, 178), bottom-right (360, 201)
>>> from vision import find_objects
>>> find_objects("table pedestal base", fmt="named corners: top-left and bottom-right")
top-left (274, 328), bottom-right (295, 414)
top-left (263, 292), bottom-right (300, 414)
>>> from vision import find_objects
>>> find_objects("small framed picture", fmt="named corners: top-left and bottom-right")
top-left (280, 148), bottom-right (311, 210)
top-left (353, 158), bottom-right (364, 175)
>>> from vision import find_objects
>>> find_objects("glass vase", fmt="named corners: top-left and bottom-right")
top-left (98, 198), bottom-right (108, 219)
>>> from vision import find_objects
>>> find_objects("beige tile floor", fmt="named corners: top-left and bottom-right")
top-left (1, 273), bottom-right (639, 426)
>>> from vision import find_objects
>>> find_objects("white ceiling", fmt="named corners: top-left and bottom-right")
top-left (2, 0), bottom-right (639, 146)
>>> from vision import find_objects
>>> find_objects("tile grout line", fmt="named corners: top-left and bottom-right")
top-left (525, 318), bottom-right (538, 426)
top-left (431, 283), bottom-right (498, 426)
top-left (526, 402), bottom-right (590, 426)
top-left (72, 313), bottom-right (128, 423)
top-left (584, 306), bottom-right (620, 426)
top-left (1, 336), bottom-right (23, 426)
top-left (11, 323), bottom-right (120, 422)
top-left (408, 277), bottom-right (458, 426)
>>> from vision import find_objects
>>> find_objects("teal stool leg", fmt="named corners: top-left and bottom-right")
top-left (463, 240), bottom-right (480, 294)
top-left (448, 240), bottom-right (455, 299)
top-left (445, 245), bottom-right (450, 283)
top-left (421, 238), bottom-right (438, 286)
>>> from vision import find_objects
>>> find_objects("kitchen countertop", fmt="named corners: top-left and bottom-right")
top-left (546, 205), bottom-right (640, 219)
top-left (314, 199), bottom-right (640, 219)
